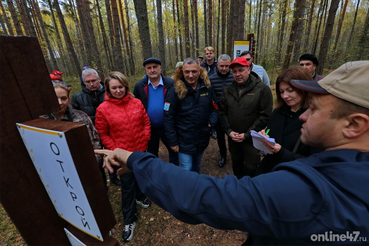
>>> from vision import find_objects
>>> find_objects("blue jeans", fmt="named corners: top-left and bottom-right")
top-left (178, 150), bottom-right (205, 173)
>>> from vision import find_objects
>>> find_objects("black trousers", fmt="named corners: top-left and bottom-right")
top-left (215, 122), bottom-right (227, 158)
top-left (147, 127), bottom-right (179, 165)
top-left (228, 139), bottom-right (260, 179)
top-left (120, 172), bottom-right (145, 224)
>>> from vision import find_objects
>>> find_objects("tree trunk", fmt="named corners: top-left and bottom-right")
top-left (17, 0), bottom-right (36, 37)
top-left (54, 0), bottom-right (81, 76)
top-left (172, 0), bottom-right (178, 62)
top-left (255, 0), bottom-right (262, 63)
top-left (226, 0), bottom-right (233, 56)
top-left (0, 0), bottom-right (14, 35)
top-left (282, 0), bottom-right (307, 70)
top-left (176, 0), bottom-right (184, 60)
top-left (67, 0), bottom-right (87, 66)
top-left (303, 0), bottom-right (316, 52)
top-left (221, 0), bottom-right (226, 54)
top-left (193, 0), bottom-right (199, 57)
top-left (317, 0), bottom-right (339, 75)
top-left (29, 0), bottom-right (58, 70)
top-left (80, 0), bottom-right (104, 76)
top-left (117, 0), bottom-right (128, 75)
top-left (357, 8), bottom-right (369, 60)
top-left (217, 0), bottom-right (220, 55)
top-left (156, 0), bottom-right (166, 75)
top-left (133, 0), bottom-right (153, 59)
top-left (47, 0), bottom-right (69, 75)
top-left (204, 0), bottom-right (207, 46)
top-left (238, 0), bottom-right (245, 40)
top-left (208, 0), bottom-right (212, 47)
top-left (96, 0), bottom-right (113, 71)
top-left (292, 1), bottom-right (307, 65)
top-left (0, 10), bottom-right (8, 35)
top-left (348, 0), bottom-right (361, 45)
top-left (111, 0), bottom-right (125, 72)
top-left (276, 0), bottom-right (287, 66)
top-left (333, 0), bottom-right (348, 52)
top-left (124, 0), bottom-right (135, 75)
top-left (6, 0), bottom-right (23, 35)
top-left (312, 0), bottom-right (326, 54)
top-left (118, 0), bottom-right (131, 75)
top-left (104, 0), bottom-right (115, 69)
top-left (183, 0), bottom-right (190, 58)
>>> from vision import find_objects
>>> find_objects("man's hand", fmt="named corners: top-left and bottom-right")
top-left (94, 148), bottom-right (133, 175)
top-left (229, 131), bottom-right (244, 142)
top-left (170, 145), bottom-right (179, 152)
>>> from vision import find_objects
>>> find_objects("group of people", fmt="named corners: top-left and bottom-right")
top-left (46, 50), bottom-right (368, 245)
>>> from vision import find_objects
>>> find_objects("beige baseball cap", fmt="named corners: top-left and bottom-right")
top-left (291, 61), bottom-right (369, 109)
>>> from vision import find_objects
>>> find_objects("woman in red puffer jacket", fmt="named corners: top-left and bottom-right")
top-left (95, 71), bottom-right (151, 242)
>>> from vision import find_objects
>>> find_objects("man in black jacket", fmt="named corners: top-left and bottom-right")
top-left (133, 58), bottom-right (178, 166)
top-left (72, 68), bottom-right (105, 125)
top-left (209, 54), bottom-right (233, 167)
top-left (219, 57), bottom-right (273, 178)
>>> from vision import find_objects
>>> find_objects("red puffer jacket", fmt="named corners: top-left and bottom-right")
top-left (95, 93), bottom-right (151, 152)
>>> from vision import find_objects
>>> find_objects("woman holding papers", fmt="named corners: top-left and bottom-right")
top-left (256, 67), bottom-right (322, 175)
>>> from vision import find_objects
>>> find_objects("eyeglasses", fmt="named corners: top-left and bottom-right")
top-left (245, 58), bottom-right (251, 61)
top-left (84, 79), bottom-right (98, 84)
top-left (52, 80), bottom-right (70, 87)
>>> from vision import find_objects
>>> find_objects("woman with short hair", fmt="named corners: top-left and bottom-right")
top-left (95, 71), bottom-right (151, 242)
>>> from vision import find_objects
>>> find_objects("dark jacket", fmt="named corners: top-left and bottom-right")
top-left (209, 70), bottom-right (233, 103)
top-left (127, 149), bottom-right (369, 245)
top-left (71, 83), bottom-right (105, 124)
top-left (164, 67), bottom-right (218, 154)
top-left (256, 106), bottom-right (323, 174)
top-left (200, 60), bottom-right (218, 76)
top-left (219, 72), bottom-right (273, 141)
top-left (133, 75), bottom-right (174, 110)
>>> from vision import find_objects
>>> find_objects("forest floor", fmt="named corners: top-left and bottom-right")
top-left (0, 139), bottom-right (248, 246)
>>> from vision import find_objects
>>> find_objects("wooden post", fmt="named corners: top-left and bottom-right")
top-left (0, 35), bottom-right (118, 245)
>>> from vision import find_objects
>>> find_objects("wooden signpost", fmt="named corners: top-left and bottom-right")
top-left (0, 35), bottom-right (118, 245)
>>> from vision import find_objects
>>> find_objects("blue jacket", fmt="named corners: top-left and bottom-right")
top-left (164, 76), bottom-right (218, 154)
top-left (127, 149), bottom-right (369, 245)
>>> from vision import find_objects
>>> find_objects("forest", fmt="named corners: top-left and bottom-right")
top-left (0, 0), bottom-right (368, 79)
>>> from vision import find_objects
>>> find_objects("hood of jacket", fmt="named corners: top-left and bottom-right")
top-left (173, 65), bottom-right (211, 100)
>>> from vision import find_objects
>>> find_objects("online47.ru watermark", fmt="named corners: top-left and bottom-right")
top-left (311, 231), bottom-right (367, 242)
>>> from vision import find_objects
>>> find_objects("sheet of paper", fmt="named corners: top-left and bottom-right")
top-left (250, 130), bottom-right (276, 154)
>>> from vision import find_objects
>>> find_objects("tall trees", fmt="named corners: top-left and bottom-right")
top-left (283, 0), bottom-right (306, 70)
top-left (183, 0), bottom-right (191, 58)
top-left (111, 0), bottom-right (125, 72)
top-left (133, 0), bottom-right (152, 59)
top-left (75, 0), bottom-right (103, 75)
top-left (6, 0), bottom-right (23, 35)
top-left (317, 0), bottom-right (339, 74)
top-left (54, 0), bottom-right (81, 76)
top-left (156, 0), bottom-right (166, 75)
top-left (29, 0), bottom-right (58, 70)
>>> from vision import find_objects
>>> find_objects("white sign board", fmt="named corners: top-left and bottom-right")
top-left (234, 40), bottom-right (250, 59)
top-left (17, 123), bottom-right (103, 241)
top-left (64, 228), bottom-right (87, 246)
